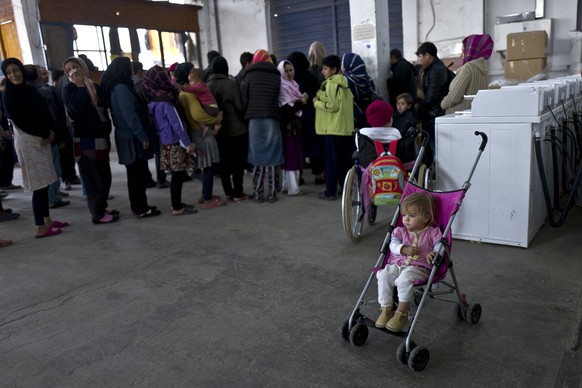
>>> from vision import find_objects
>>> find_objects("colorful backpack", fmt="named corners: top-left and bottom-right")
top-left (368, 142), bottom-right (407, 206)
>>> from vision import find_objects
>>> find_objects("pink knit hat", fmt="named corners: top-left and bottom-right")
top-left (366, 100), bottom-right (394, 127)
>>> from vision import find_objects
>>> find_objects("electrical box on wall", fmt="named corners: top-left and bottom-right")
top-left (494, 18), bottom-right (552, 53)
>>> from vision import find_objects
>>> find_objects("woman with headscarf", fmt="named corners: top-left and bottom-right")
top-left (287, 50), bottom-right (324, 185)
top-left (441, 34), bottom-right (493, 114)
top-left (143, 65), bottom-right (197, 215)
top-left (240, 49), bottom-right (282, 203)
top-left (62, 57), bottom-right (118, 224)
top-left (207, 56), bottom-right (250, 202)
top-left (174, 62), bottom-right (227, 210)
top-left (277, 60), bottom-right (307, 196)
top-left (341, 53), bottom-right (378, 129)
top-left (100, 56), bottom-right (160, 218)
top-left (1, 58), bottom-right (67, 238)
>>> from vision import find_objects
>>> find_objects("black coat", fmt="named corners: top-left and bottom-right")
top-left (418, 58), bottom-right (448, 122)
top-left (240, 62), bottom-right (281, 121)
top-left (387, 58), bottom-right (417, 107)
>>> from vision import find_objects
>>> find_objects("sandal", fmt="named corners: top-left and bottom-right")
top-left (0, 239), bottom-right (13, 248)
top-left (202, 198), bottom-right (227, 209)
top-left (288, 190), bottom-right (308, 196)
top-left (93, 214), bottom-right (120, 224)
top-left (266, 195), bottom-right (278, 203)
top-left (233, 194), bottom-right (252, 202)
top-left (35, 227), bottom-right (62, 238)
top-left (172, 207), bottom-right (198, 215)
top-left (0, 213), bottom-right (19, 222)
top-left (49, 220), bottom-right (69, 228)
top-left (198, 195), bottom-right (221, 205)
top-left (135, 208), bottom-right (161, 219)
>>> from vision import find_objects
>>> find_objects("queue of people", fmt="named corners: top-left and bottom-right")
top-left (0, 34), bottom-right (492, 246)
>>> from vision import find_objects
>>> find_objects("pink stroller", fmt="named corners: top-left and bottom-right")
top-left (341, 131), bottom-right (488, 371)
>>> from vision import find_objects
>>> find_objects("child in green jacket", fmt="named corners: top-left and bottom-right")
top-left (313, 55), bottom-right (354, 200)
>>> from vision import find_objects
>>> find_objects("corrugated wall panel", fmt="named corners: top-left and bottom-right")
top-left (270, 0), bottom-right (351, 60)
top-left (388, 0), bottom-right (403, 53)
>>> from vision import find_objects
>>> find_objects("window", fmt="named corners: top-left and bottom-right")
top-left (73, 24), bottom-right (132, 71)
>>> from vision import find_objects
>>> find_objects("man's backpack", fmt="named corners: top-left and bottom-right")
top-left (367, 146), bottom-right (407, 206)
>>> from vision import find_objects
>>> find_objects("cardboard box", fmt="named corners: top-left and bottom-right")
top-left (504, 59), bottom-right (546, 80)
top-left (506, 30), bottom-right (547, 60)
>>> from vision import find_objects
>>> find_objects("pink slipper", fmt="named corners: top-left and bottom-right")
top-left (50, 220), bottom-right (69, 228)
top-left (35, 227), bottom-right (62, 238)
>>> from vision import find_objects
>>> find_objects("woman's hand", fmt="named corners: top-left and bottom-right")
top-left (186, 144), bottom-right (195, 154)
top-left (143, 140), bottom-right (150, 150)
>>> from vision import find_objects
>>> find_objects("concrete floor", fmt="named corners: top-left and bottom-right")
top-left (1, 159), bottom-right (581, 387)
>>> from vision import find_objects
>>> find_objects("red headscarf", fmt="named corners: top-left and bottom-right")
top-left (462, 34), bottom-right (494, 65)
top-left (252, 49), bottom-right (272, 64)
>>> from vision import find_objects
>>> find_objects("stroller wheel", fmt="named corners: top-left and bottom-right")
top-left (349, 323), bottom-right (368, 347)
top-left (396, 340), bottom-right (417, 364)
top-left (468, 303), bottom-right (482, 324)
top-left (408, 346), bottom-right (430, 371)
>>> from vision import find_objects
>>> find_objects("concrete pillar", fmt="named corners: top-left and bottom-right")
top-left (11, 0), bottom-right (46, 66)
top-left (348, 0), bottom-right (390, 100)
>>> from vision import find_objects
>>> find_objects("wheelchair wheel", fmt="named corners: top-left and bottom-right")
top-left (342, 166), bottom-right (365, 242)
top-left (416, 164), bottom-right (433, 190)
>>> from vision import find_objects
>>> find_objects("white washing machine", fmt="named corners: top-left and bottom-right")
top-left (434, 86), bottom-right (564, 247)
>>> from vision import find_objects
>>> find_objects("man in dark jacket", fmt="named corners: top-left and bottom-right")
top-left (387, 49), bottom-right (417, 108)
top-left (415, 42), bottom-right (448, 151)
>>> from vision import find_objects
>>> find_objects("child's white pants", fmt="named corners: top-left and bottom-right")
top-left (282, 170), bottom-right (300, 195)
top-left (377, 264), bottom-right (429, 307)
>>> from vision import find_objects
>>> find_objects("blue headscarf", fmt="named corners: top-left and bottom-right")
top-left (341, 53), bottom-right (376, 100)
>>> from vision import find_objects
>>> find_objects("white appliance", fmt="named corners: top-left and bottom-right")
top-left (435, 86), bottom-right (562, 248)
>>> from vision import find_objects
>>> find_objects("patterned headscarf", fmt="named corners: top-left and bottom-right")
top-left (143, 65), bottom-right (178, 105)
top-left (252, 49), bottom-right (272, 64)
top-left (341, 53), bottom-right (376, 100)
top-left (63, 57), bottom-right (99, 107)
top-left (174, 62), bottom-right (194, 86)
top-left (462, 34), bottom-right (494, 65)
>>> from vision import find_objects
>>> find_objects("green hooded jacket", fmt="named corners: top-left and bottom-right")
top-left (314, 73), bottom-right (354, 136)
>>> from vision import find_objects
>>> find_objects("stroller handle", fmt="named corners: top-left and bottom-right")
top-left (475, 131), bottom-right (488, 151)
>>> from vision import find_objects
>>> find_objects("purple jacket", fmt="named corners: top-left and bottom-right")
top-left (147, 101), bottom-right (191, 147)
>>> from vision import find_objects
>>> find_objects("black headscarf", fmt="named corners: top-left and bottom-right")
top-left (210, 56), bottom-right (229, 76)
top-left (1, 58), bottom-right (53, 138)
top-left (99, 57), bottom-right (137, 107)
top-left (174, 62), bottom-right (193, 86)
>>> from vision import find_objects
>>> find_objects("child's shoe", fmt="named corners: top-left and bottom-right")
top-left (375, 307), bottom-right (394, 328)
top-left (386, 310), bottom-right (409, 332)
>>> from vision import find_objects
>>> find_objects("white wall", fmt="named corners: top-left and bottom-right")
top-left (349, 0), bottom-right (390, 99)
top-left (201, 0), bottom-right (269, 76)
top-left (404, 0), bottom-right (579, 79)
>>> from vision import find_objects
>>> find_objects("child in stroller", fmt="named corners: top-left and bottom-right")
top-left (375, 191), bottom-right (443, 332)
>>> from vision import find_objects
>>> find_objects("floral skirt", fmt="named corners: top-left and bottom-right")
top-left (161, 143), bottom-right (195, 172)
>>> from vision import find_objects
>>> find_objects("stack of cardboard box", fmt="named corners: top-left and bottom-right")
top-left (504, 30), bottom-right (547, 80)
